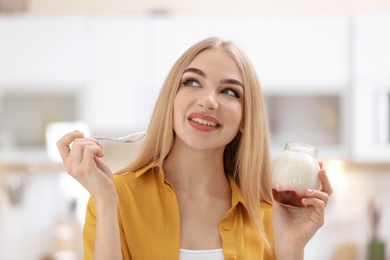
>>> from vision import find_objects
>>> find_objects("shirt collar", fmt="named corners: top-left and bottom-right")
top-left (228, 177), bottom-right (246, 208)
top-left (134, 162), bottom-right (246, 208)
top-left (134, 161), bottom-right (160, 178)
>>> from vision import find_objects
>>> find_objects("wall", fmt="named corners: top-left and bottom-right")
top-left (27, 0), bottom-right (390, 14)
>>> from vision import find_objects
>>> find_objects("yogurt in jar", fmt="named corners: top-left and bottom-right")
top-left (272, 142), bottom-right (320, 207)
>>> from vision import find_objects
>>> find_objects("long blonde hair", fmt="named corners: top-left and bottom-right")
top-left (119, 37), bottom-right (273, 246)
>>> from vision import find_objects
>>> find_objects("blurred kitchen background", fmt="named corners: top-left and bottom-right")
top-left (0, 0), bottom-right (389, 259)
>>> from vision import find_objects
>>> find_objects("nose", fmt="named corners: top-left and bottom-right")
top-left (198, 89), bottom-right (218, 110)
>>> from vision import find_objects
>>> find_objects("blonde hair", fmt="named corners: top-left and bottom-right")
top-left (119, 37), bottom-right (273, 247)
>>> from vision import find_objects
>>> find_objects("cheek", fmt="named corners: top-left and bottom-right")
top-left (235, 102), bottom-right (244, 119)
top-left (173, 89), bottom-right (186, 108)
top-left (174, 89), bottom-right (195, 113)
top-left (227, 103), bottom-right (244, 129)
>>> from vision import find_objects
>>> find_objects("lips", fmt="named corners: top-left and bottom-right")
top-left (187, 112), bottom-right (222, 131)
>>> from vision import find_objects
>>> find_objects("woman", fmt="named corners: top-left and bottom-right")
top-left (57, 37), bottom-right (332, 260)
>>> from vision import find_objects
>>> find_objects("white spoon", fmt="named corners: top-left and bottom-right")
top-left (95, 131), bottom-right (147, 143)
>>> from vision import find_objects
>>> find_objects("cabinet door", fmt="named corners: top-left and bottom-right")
top-left (351, 86), bottom-right (390, 163)
top-left (0, 16), bottom-right (87, 87)
top-left (83, 17), bottom-right (152, 135)
top-left (351, 15), bottom-right (390, 163)
top-left (353, 15), bottom-right (390, 84)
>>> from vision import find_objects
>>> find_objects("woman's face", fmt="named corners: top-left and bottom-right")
top-left (172, 49), bottom-right (244, 151)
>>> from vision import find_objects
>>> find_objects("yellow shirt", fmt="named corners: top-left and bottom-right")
top-left (83, 162), bottom-right (275, 260)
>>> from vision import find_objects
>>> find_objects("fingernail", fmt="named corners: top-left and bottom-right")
top-left (306, 189), bottom-right (314, 194)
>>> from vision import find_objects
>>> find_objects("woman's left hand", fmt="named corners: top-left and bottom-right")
top-left (272, 163), bottom-right (333, 257)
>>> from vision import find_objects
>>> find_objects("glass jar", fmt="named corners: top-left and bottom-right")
top-left (272, 142), bottom-right (320, 207)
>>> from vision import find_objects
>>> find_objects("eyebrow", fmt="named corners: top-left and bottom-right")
top-left (183, 67), bottom-right (244, 88)
top-left (183, 67), bottom-right (206, 78)
top-left (221, 79), bottom-right (244, 88)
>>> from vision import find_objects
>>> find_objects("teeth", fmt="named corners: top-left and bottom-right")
top-left (191, 118), bottom-right (218, 127)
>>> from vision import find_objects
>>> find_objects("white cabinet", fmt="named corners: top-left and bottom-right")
top-left (0, 16), bottom-right (87, 88)
top-left (353, 15), bottom-right (390, 84)
top-left (352, 85), bottom-right (390, 163)
top-left (351, 15), bottom-right (390, 163)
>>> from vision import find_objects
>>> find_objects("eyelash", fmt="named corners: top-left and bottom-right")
top-left (223, 88), bottom-right (240, 98)
top-left (181, 77), bottom-right (241, 99)
top-left (182, 78), bottom-right (199, 87)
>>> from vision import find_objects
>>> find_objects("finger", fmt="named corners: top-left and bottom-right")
top-left (57, 131), bottom-right (84, 163)
top-left (301, 197), bottom-right (325, 226)
top-left (68, 139), bottom-right (103, 168)
top-left (319, 169), bottom-right (333, 196)
top-left (73, 144), bottom-right (104, 176)
top-left (302, 189), bottom-right (327, 210)
top-left (304, 188), bottom-right (330, 206)
top-left (72, 136), bottom-right (103, 150)
top-left (83, 143), bottom-right (104, 160)
top-left (302, 196), bottom-right (326, 210)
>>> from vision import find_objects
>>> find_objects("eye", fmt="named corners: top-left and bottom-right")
top-left (182, 78), bottom-right (200, 87)
top-left (221, 88), bottom-right (240, 98)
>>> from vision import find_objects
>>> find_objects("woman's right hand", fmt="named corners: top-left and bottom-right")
top-left (57, 131), bottom-right (118, 205)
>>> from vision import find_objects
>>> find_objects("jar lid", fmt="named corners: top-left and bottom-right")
top-left (284, 142), bottom-right (318, 156)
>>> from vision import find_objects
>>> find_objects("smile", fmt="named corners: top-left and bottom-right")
top-left (190, 117), bottom-right (218, 127)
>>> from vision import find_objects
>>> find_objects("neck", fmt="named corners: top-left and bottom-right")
top-left (163, 139), bottom-right (229, 196)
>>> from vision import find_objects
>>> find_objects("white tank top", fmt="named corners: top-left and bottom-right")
top-left (179, 248), bottom-right (224, 260)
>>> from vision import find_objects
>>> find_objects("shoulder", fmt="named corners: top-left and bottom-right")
top-left (112, 162), bottom-right (162, 196)
top-left (113, 171), bottom-right (135, 189)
